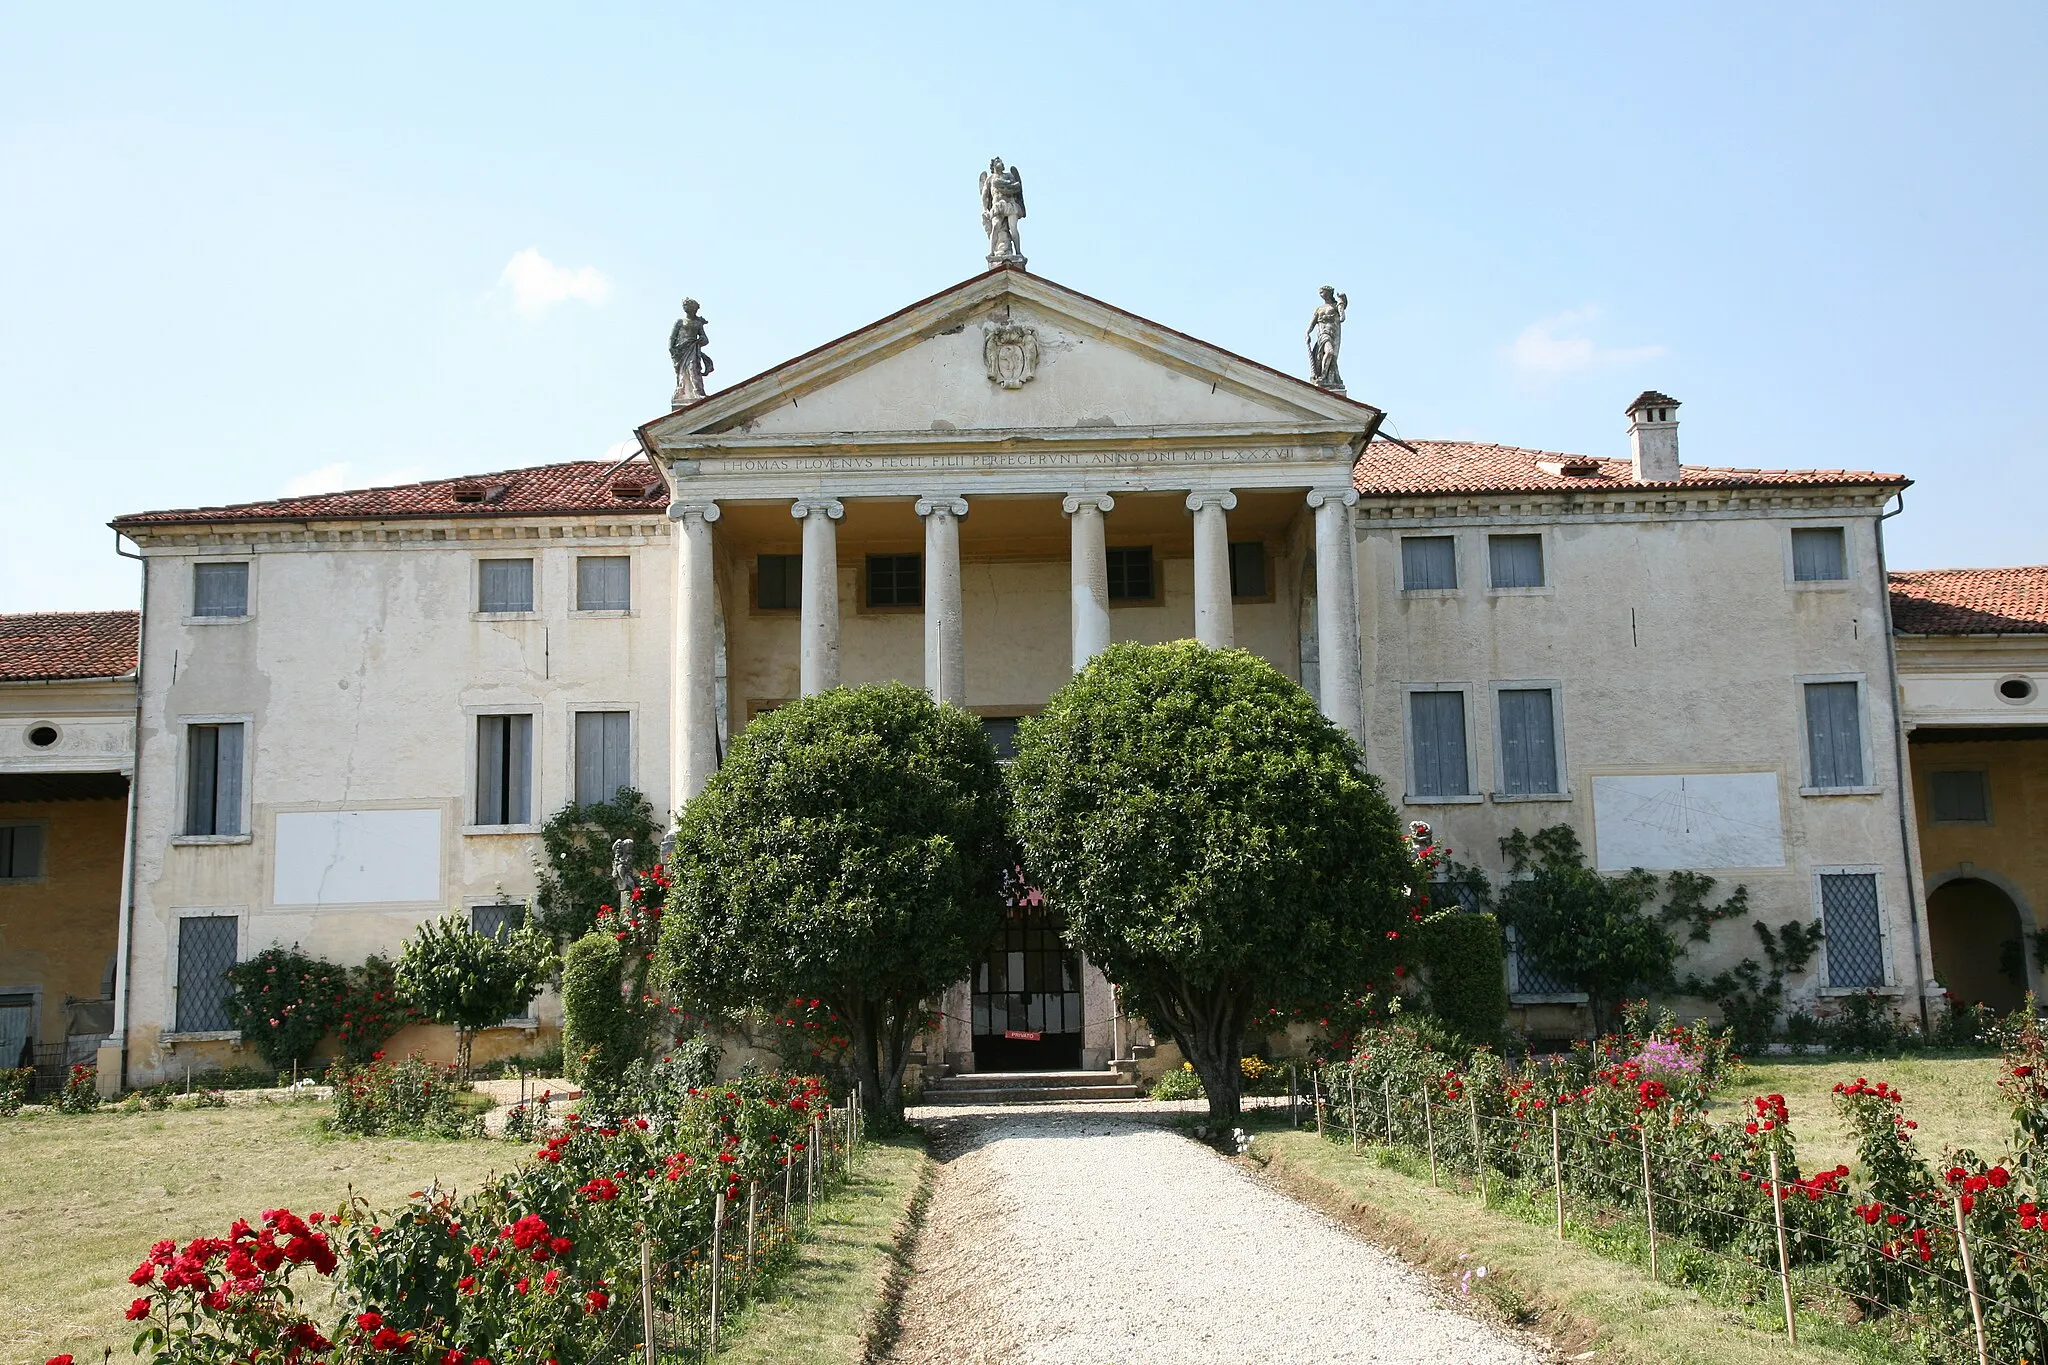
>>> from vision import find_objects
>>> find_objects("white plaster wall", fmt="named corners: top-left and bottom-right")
top-left (123, 520), bottom-right (674, 1082)
top-left (1358, 507), bottom-right (1929, 1013)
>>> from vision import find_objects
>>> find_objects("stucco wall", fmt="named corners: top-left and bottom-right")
top-left (1910, 734), bottom-right (2048, 1007)
top-left (0, 796), bottom-right (125, 1057)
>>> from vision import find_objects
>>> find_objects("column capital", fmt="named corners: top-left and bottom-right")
top-left (914, 495), bottom-right (969, 519)
top-left (667, 498), bottom-right (721, 523)
top-left (1306, 486), bottom-right (1360, 509)
top-left (1062, 492), bottom-right (1116, 516)
top-left (1185, 489), bottom-right (1238, 513)
top-left (790, 497), bottom-right (845, 521)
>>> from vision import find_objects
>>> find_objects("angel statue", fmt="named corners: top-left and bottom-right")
top-left (610, 837), bottom-right (636, 897)
top-left (1306, 285), bottom-right (1348, 393)
top-left (669, 297), bottom-right (714, 409)
top-left (979, 157), bottom-right (1027, 267)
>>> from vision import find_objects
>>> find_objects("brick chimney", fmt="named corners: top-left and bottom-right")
top-left (1626, 391), bottom-right (1681, 482)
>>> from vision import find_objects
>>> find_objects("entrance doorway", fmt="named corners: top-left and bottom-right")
top-left (1928, 877), bottom-right (2029, 1014)
top-left (971, 904), bottom-right (1083, 1071)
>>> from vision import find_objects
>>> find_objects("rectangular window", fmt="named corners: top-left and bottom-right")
top-left (1498, 688), bottom-right (1561, 795)
top-left (574, 711), bottom-right (632, 807)
top-left (865, 554), bottom-right (922, 608)
top-left (1228, 541), bottom-right (1267, 599)
top-left (1401, 536), bottom-right (1457, 591)
top-left (1792, 527), bottom-right (1848, 582)
top-left (1106, 547), bottom-right (1154, 602)
top-left (184, 723), bottom-right (245, 836)
top-left (981, 716), bottom-right (1022, 761)
top-left (1507, 927), bottom-right (1576, 997)
top-left (0, 824), bottom-right (46, 881)
top-left (757, 554), bottom-right (801, 611)
top-left (175, 915), bottom-right (238, 1033)
top-left (1488, 534), bottom-right (1545, 589)
top-left (1408, 691), bottom-right (1470, 798)
top-left (1929, 769), bottom-right (1991, 824)
top-left (475, 714), bottom-right (534, 825)
top-left (478, 558), bottom-right (534, 613)
top-left (1804, 681), bottom-right (1866, 788)
top-left (1820, 872), bottom-right (1886, 988)
top-left (471, 902), bottom-right (527, 941)
top-left (576, 556), bottom-right (631, 611)
top-left (193, 562), bottom-right (249, 618)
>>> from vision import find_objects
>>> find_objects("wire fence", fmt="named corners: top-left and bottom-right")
top-left (1308, 1060), bottom-right (2044, 1365)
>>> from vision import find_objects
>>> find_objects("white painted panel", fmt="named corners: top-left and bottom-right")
top-left (273, 809), bottom-right (442, 906)
top-left (1592, 774), bottom-right (1785, 871)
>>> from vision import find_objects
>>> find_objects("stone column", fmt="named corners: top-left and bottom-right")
top-left (1063, 493), bottom-right (1115, 672)
top-left (1186, 490), bottom-right (1237, 648)
top-left (1308, 487), bottom-right (1364, 742)
top-left (916, 495), bottom-right (969, 704)
top-left (791, 497), bottom-right (844, 695)
top-left (670, 497), bottom-right (721, 800)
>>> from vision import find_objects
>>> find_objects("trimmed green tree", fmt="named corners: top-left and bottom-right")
top-left (657, 683), bottom-right (1010, 1123)
top-left (1007, 641), bottom-right (1410, 1121)
top-left (560, 930), bottom-right (642, 1093)
top-left (394, 914), bottom-right (554, 1076)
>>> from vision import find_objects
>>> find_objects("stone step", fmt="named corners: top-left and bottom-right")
top-left (921, 1083), bottom-right (1145, 1104)
top-left (926, 1069), bottom-right (1130, 1089)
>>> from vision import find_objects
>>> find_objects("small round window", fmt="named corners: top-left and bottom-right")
top-left (26, 724), bottom-right (59, 748)
top-left (1998, 677), bottom-right (2038, 704)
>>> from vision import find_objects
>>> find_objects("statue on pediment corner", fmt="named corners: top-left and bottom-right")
top-left (1307, 285), bottom-right (1347, 394)
top-left (980, 158), bottom-right (1027, 268)
top-left (669, 298), bottom-right (714, 409)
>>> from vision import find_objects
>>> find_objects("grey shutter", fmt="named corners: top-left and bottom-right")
top-left (1409, 691), bottom-right (1469, 797)
top-left (479, 559), bottom-right (533, 612)
top-left (507, 714), bottom-right (532, 824)
top-left (1402, 537), bottom-right (1457, 590)
top-left (1498, 689), bottom-right (1559, 795)
top-left (576, 712), bottom-right (631, 805)
top-left (0, 825), bottom-right (44, 879)
top-left (578, 557), bottom-right (630, 611)
top-left (176, 916), bottom-right (238, 1032)
top-left (1791, 528), bottom-right (1847, 582)
top-left (1930, 770), bottom-right (1989, 823)
top-left (193, 562), bottom-right (249, 617)
top-left (1805, 682), bottom-right (1865, 787)
top-left (1821, 873), bottom-right (1885, 988)
top-left (213, 723), bottom-right (244, 835)
top-left (1488, 535), bottom-right (1544, 589)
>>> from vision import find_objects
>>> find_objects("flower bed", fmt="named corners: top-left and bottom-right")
top-left (70, 1071), bottom-right (854, 1364)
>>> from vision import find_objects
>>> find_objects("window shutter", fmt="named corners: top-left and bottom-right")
top-left (1488, 535), bottom-right (1544, 589)
top-left (1805, 682), bottom-right (1864, 787)
top-left (176, 916), bottom-right (238, 1032)
top-left (508, 714), bottom-right (532, 824)
top-left (186, 725), bottom-right (227, 836)
top-left (193, 563), bottom-right (249, 617)
top-left (1821, 873), bottom-right (1886, 988)
top-left (1409, 691), bottom-right (1468, 797)
top-left (212, 724), bottom-right (244, 835)
top-left (479, 559), bottom-right (533, 612)
top-left (578, 557), bottom-right (630, 611)
top-left (1792, 528), bottom-right (1847, 582)
top-left (1402, 537), bottom-right (1457, 591)
top-left (1499, 689), bottom-right (1559, 795)
top-left (0, 825), bottom-right (43, 879)
top-left (1930, 770), bottom-right (1989, 823)
top-left (1229, 542), bottom-right (1267, 598)
top-left (576, 712), bottom-right (631, 806)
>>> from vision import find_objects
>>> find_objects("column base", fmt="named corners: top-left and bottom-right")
top-left (95, 1041), bottom-right (124, 1098)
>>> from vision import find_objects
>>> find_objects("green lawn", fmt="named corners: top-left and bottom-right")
top-left (0, 1100), bottom-right (511, 1365)
top-left (1709, 1053), bottom-right (2010, 1172)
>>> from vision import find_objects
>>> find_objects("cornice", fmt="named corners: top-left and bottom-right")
top-left (123, 520), bottom-right (673, 552)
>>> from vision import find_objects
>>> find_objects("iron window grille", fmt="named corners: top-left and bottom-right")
top-left (1820, 871), bottom-right (1886, 989)
top-left (175, 916), bottom-right (238, 1033)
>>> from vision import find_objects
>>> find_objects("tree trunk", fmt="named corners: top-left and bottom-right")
top-left (843, 998), bottom-right (903, 1126)
top-left (1152, 983), bottom-right (1249, 1123)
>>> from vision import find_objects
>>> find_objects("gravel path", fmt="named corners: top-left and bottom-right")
top-left (886, 1105), bottom-right (1544, 1365)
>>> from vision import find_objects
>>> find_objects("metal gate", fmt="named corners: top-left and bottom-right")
top-left (970, 903), bottom-right (1082, 1071)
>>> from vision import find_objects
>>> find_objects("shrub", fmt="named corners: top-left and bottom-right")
top-left (395, 914), bottom-right (554, 1076)
top-left (54, 1063), bottom-right (100, 1113)
top-left (327, 1054), bottom-right (481, 1138)
top-left (1494, 825), bottom-right (1680, 1030)
top-left (1149, 1063), bottom-right (1204, 1101)
top-left (560, 930), bottom-right (641, 1093)
top-left (1418, 912), bottom-right (1508, 1045)
top-left (223, 944), bottom-right (347, 1072)
top-left (0, 1066), bottom-right (30, 1115)
top-left (532, 787), bottom-right (659, 944)
top-left (501, 1090), bottom-right (554, 1143)
top-left (335, 954), bottom-right (418, 1065)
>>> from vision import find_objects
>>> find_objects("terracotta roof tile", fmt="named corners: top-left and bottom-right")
top-left (111, 459), bottom-right (668, 529)
top-left (1353, 439), bottom-right (1909, 497)
top-left (1889, 566), bottom-right (2048, 636)
top-left (0, 610), bottom-right (140, 682)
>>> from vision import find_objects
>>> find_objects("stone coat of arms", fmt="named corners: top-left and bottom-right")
top-left (982, 317), bottom-right (1041, 390)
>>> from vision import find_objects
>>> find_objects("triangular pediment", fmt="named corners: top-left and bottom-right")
top-left (639, 269), bottom-right (1379, 453)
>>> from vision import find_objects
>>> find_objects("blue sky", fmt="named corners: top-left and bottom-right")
top-left (2, 4), bottom-right (2042, 612)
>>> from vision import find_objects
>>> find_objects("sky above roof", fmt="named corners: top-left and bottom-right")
top-left (2, 4), bottom-right (2043, 612)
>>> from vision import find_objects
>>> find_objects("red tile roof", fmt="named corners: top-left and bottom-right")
top-left (1354, 439), bottom-right (1909, 497)
top-left (111, 460), bottom-right (668, 529)
top-left (1889, 567), bottom-right (2048, 636)
top-left (0, 610), bottom-right (141, 682)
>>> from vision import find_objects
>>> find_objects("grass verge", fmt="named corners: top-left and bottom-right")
top-left (1710, 1054), bottom-right (2007, 1172)
top-left (1253, 1126), bottom-right (1913, 1365)
top-left (714, 1131), bottom-right (932, 1365)
top-left (0, 1100), bottom-right (511, 1365)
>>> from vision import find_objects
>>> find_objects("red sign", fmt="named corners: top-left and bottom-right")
top-left (1003, 1029), bottom-right (1042, 1041)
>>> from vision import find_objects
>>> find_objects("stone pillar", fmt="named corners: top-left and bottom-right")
top-left (1186, 490), bottom-right (1237, 648)
top-left (1063, 493), bottom-right (1115, 672)
top-left (1308, 486), bottom-right (1364, 742)
top-left (916, 496), bottom-right (969, 704)
top-left (791, 498), bottom-right (844, 695)
top-left (670, 497), bottom-right (721, 800)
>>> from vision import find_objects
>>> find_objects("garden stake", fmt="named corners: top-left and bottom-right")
top-left (1640, 1125), bottom-right (1657, 1279)
top-left (807, 1117), bottom-right (817, 1212)
top-left (1954, 1192), bottom-right (1991, 1365)
top-left (709, 1189), bottom-right (724, 1356)
top-left (1769, 1149), bottom-right (1796, 1344)
top-left (1383, 1077), bottom-right (1394, 1146)
top-left (1290, 1068), bottom-right (1299, 1128)
top-left (1468, 1088), bottom-right (1486, 1206)
top-left (783, 1155), bottom-right (792, 1214)
top-left (1314, 1070), bottom-right (1324, 1137)
top-left (1551, 1106), bottom-right (1564, 1239)
top-left (1422, 1084), bottom-right (1437, 1186)
top-left (1348, 1069), bottom-right (1359, 1150)
top-left (745, 1181), bottom-right (758, 1282)
top-left (639, 1226), bottom-right (657, 1365)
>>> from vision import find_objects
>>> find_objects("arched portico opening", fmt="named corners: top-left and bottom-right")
top-left (1928, 876), bottom-right (2030, 1013)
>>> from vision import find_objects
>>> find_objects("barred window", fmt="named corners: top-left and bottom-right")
top-left (1820, 872), bottom-right (1886, 989)
top-left (176, 916), bottom-right (238, 1033)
